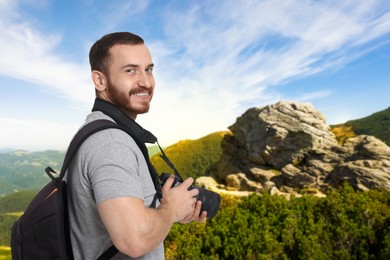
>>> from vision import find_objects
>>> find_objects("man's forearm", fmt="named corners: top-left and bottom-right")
top-left (98, 197), bottom-right (175, 257)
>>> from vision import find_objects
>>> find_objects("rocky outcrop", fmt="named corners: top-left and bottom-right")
top-left (207, 101), bottom-right (390, 194)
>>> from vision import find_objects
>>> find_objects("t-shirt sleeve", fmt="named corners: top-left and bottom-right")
top-left (85, 129), bottom-right (145, 204)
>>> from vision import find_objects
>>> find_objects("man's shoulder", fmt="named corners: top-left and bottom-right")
top-left (85, 111), bottom-right (115, 124)
top-left (81, 111), bottom-right (139, 150)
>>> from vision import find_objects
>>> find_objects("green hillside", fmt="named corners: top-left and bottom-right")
top-left (150, 131), bottom-right (229, 180)
top-left (147, 145), bottom-right (161, 157)
top-left (331, 106), bottom-right (390, 145)
top-left (345, 107), bottom-right (390, 145)
top-left (0, 190), bottom-right (37, 213)
top-left (0, 191), bottom-right (34, 251)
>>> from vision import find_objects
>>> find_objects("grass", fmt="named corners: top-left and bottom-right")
top-left (3, 212), bottom-right (23, 217)
top-left (0, 247), bottom-right (11, 260)
top-left (330, 124), bottom-right (357, 144)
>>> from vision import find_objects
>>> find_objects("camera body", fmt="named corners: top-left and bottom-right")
top-left (159, 173), bottom-right (221, 219)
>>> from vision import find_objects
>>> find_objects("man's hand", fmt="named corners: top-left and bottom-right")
top-left (160, 175), bottom-right (207, 223)
top-left (179, 200), bottom-right (207, 224)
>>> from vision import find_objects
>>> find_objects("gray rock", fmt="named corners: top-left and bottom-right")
top-left (229, 101), bottom-right (337, 169)
top-left (208, 101), bottom-right (390, 193)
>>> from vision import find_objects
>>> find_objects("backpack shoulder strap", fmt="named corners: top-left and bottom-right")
top-left (58, 119), bottom-right (121, 180)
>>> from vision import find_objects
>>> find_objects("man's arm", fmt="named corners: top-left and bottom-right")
top-left (98, 176), bottom-right (206, 258)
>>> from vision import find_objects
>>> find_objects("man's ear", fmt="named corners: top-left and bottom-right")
top-left (91, 70), bottom-right (107, 92)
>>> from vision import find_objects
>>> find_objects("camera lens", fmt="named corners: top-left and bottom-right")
top-left (196, 188), bottom-right (221, 219)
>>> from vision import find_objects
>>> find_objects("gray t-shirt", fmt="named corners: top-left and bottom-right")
top-left (66, 111), bottom-right (164, 259)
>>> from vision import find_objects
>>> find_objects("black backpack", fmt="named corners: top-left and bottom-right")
top-left (11, 119), bottom-right (162, 260)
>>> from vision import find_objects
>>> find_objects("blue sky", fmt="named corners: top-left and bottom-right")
top-left (1, 0), bottom-right (390, 151)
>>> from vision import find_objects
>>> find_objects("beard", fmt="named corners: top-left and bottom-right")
top-left (106, 78), bottom-right (151, 118)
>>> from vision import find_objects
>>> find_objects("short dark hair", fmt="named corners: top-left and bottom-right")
top-left (89, 32), bottom-right (144, 73)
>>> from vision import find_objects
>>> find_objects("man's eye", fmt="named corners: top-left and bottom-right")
top-left (146, 67), bottom-right (153, 73)
top-left (126, 69), bottom-right (135, 73)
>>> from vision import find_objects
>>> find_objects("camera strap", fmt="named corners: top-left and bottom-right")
top-left (92, 98), bottom-right (163, 206)
top-left (156, 142), bottom-right (185, 182)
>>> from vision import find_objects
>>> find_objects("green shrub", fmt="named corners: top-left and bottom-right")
top-left (165, 185), bottom-right (390, 259)
top-left (1, 184), bottom-right (389, 259)
top-left (0, 214), bottom-right (18, 248)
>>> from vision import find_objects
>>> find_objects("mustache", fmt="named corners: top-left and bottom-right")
top-left (128, 88), bottom-right (153, 95)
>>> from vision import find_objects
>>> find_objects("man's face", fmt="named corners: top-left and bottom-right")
top-left (101, 44), bottom-right (155, 119)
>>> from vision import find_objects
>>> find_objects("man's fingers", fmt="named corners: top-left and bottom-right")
top-left (181, 177), bottom-right (194, 188)
top-left (199, 211), bottom-right (207, 222)
top-left (162, 175), bottom-right (175, 192)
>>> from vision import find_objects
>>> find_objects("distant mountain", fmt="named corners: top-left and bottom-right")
top-left (0, 150), bottom-right (64, 196)
top-left (0, 148), bottom-right (14, 154)
top-left (331, 107), bottom-right (390, 145)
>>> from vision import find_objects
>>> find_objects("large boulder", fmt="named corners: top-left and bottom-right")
top-left (228, 101), bottom-right (337, 169)
top-left (209, 101), bottom-right (390, 193)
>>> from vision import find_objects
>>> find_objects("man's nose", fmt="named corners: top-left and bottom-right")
top-left (137, 71), bottom-right (153, 88)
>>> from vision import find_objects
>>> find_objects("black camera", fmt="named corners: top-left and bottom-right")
top-left (159, 173), bottom-right (221, 219)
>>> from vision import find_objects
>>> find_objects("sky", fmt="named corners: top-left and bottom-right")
top-left (0, 0), bottom-right (390, 151)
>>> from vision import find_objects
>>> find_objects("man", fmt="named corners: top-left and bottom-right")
top-left (66, 32), bottom-right (207, 259)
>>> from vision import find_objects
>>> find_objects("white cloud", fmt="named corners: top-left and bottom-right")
top-left (0, 117), bottom-right (78, 151)
top-left (160, 0), bottom-right (390, 85)
top-left (0, 0), bottom-right (16, 19)
top-left (1, 0), bottom-right (390, 148)
top-left (294, 90), bottom-right (332, 102)
top-left (0, 1), bottom-right (94, 106)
